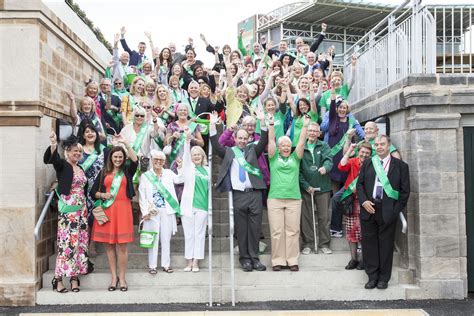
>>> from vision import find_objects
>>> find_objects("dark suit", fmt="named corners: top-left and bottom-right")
top-left (98, 93), bottom-right (123, 135)
top-left (211, 128), bottom-right (268, 265)
top-left (120, 38), bottom-right (146, 66)
top-left (357, 155), bottom-right (410, 283)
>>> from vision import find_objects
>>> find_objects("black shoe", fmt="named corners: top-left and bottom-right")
top-left (356, 261), bottom-right (364, 270)
top-left (69, 276), bottom-right (80, 292)
top-left (345, 259), bottom-right (359, 270)
top-left (377, 281), bottom-right (388, 289)
top-left (52, 277), bottom-right (68, 293)
top-left (242, 262), bottom-right (253, 272)
top-left (364, 279), bottom-right (378, 289)
top-left (253, 261), bottom-right (267, 271)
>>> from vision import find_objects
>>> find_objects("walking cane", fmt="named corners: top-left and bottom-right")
top-left (310, 191), bottom-right (318, 254)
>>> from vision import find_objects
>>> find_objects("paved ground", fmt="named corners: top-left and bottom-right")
top-left (1, 294), bottom-right (474, 316)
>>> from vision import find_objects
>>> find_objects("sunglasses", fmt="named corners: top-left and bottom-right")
top-left (144, 106), bottom-right (152, 109)
top-left (135, 114), bottom-right (145, 118)
top-left (114, 82), bottom-right (123, 86)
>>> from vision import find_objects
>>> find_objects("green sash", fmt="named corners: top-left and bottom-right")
top-left (231, 146), bottom-right (262, 178)
top-left (102, 170), bottom-right (124, 209)
top-left (169, 122), bottom-right (197, 163)
top-left (132, 124), bottom-right (149, 154)
top-left (80, 145), bottom-right (105, 172)
top-left (56, 190), bottom-right (83, 214)
top-left (341, 176), bottom-right (358, 201)
top-left (144, 171), bottom-right (181, 215)
top-left (372, 156), bottom-right (400, 200)
top-left (329, 117), bottom-right (355, 157)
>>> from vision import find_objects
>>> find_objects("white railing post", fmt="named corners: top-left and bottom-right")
top-left (368, 32), bottom-right (376, 97)
top-left (387, 15), bottom-right (396, 84)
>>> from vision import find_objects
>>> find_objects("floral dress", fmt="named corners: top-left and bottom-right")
top-left (55, 170), bottom-right (89, 277)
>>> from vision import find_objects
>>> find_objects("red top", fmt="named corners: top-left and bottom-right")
top-left (338, 157), bottom-right (362, 190)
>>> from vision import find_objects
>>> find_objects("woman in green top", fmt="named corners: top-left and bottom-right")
top-left (267, 113), bottom-right (310, 272)
top-left (179, 129), bottom-right (209, 272)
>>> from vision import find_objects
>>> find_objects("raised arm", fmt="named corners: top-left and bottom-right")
top-left (295, 115), bottom-right (309, 159)
top-left (310, 23), bottom-right (327, 53)
top-left (68, 92), bottom-right (78, 125)
top-left (267, 113), bottom-right (276, 158)
top-left (119, 26), bottom-right (133, 55)
top-left (237, 29), bottom-right (248, 57)
top-left (209, 111), bottom-right (226, 158)
top-left (348, 54), bottom-right (357, 91)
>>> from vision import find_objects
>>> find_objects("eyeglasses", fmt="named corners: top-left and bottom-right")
top-left (114, 82), bottom-right (123, 86)
top-left (135, 114), bottom-right (145, 118)
top-left (144, 106), bottom-right (152, 109)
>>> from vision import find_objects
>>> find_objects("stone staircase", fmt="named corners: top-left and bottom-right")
top-left (36, 156), bottom-right (418, 305)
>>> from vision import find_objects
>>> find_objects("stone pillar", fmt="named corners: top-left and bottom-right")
top-left (0, 0), bottom-right (109, 305)
top-left (405, 113), bottom-right (466, 299)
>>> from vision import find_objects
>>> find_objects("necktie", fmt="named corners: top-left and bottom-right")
top-left (375, 160), bottom-right (384, 200)
top-left (191, 99), bottom-right (197, 112)
top-left (238, 149), bottom-right (246, 182)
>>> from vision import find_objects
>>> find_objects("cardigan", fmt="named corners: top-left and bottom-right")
top-left (91, 160), bottom-right (138, 200)
top-left (43, 146), bottom-right (87, 195)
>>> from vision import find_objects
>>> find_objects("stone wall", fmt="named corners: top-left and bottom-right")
top-left (351, 74), bottom-right (474, 299)
top-left (0, 0), bottom-right (110, 306)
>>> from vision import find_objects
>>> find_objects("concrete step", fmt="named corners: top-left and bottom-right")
top-left (50, 252), bottom-right (399, 270)
top-left (37, 268), bottom-right (417, 304)
top-left (41, 266), bottom-right (408, 289)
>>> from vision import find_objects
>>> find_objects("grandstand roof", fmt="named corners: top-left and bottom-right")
top-left (257, 0), bottom-right (400, 36)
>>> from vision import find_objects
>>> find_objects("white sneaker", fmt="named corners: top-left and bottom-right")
top-left (301, 247), bottom-right (311, 255)
top-left (321, 247), bottom-right (333, 254)
top-left (331, 230), bottom-right (343, 238)
top-left (183, 266), bottom-right (192, 272)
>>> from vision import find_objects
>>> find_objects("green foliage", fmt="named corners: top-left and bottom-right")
top-left (65, 0), bottom-right (112, 53)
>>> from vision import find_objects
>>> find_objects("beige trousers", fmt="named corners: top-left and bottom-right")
top-left (267, 198), bottom-right (302, 266)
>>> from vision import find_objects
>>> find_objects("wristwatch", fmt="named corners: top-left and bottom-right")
top-left (152, 118), bottom-right (157, 123)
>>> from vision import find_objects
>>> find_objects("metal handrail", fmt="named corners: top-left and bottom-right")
top-left (207, 141), bottom-right (214, 307)
top-left (344, 0), bottom-right (411, 58)
top-left (228, 190), bottom-right (235, 306)
top-left (34, 190), bottom-right (55, 240)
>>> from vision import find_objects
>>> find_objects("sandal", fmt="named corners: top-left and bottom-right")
top-left (162, 267), bottom-right (174, 273)
top-left (149, 268), bottom-right (157, 275)
top-left (70, 276), bottom-right (80, 292)
top-left (52, 277), bottom-right (68, 293)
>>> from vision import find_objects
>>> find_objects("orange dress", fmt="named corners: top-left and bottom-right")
top-left (91, 174), bottom-right (134, 244)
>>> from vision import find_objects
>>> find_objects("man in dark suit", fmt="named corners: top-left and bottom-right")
top-left (357, 135), bottom-right (410, 290)
top-left (98, 79), bottom-right (123, 136)
top-left (186, 81), bottom-right (224, 118)
top-left (209, 112), bottom-right (268, 272)
top-left (120, 26), bottom-right (148, 67)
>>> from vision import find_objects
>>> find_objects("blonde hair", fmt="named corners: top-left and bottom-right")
top-left (191, 146), bottom-right (207, 166)
top-left (80, 96), bottom-right (96, 113)
top-left (130, 77), bottom-right (146, 96)
top-left (338, 100), bottom-right (351, 114)
top-left (155, 84), bottom-right (172, 109)
top-left (331, 70), bottom-right (344, 82)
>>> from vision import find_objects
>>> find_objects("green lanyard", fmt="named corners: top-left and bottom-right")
top-left (372, 156), bottom-right (400, 200)
top-left (231, 147), bottom-right (262, 178)
top-left (102, 170), bottom-right (124, 209)
top-left (144, 171), bottom-right (181, 215)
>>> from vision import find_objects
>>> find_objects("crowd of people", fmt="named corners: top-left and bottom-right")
top-left (44, 23), bottom-right (410, 293)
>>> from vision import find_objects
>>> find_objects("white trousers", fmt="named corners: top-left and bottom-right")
top-left (181, 208), bottom-right (208, 260)
top-left (143, 211), bottom-right (175, 269)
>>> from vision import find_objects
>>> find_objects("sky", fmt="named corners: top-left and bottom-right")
top-left (62, 0), bottom-right (471, 64)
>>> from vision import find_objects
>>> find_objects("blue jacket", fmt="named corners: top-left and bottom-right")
top-left (120, 38), bottom-right (147, 66)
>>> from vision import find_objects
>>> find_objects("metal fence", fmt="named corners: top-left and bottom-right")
top-left (343, 0), bottom-right (437, 104)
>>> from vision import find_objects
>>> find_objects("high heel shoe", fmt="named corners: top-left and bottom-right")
top-left (52, 277), bottom-right (68, 293)
top-left (119, 278), bottom-right (128, 292)
top-left (70, 276), bottom-right (80, 292)
top-left (108, 278), bottom-right (119, 292)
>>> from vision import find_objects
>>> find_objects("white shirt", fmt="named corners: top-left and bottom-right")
top-left (372, 155), bottom-right (391, 200)
top-left (230, 157), bottom-right (253, 191)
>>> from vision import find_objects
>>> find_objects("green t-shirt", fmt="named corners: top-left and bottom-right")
top-left (318, 83), bottom-right (350, 111)
top-left (268, 150), bottom-right (302, 200)
top-left (291, 111), bottom-right (318, 147)
top-left (192, 167), bottom-right (209, 211)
